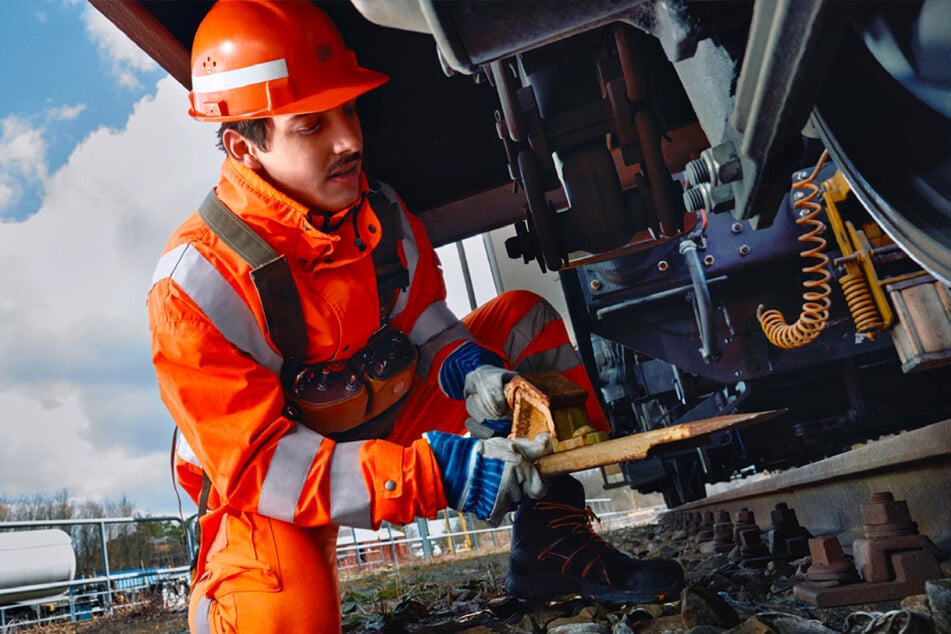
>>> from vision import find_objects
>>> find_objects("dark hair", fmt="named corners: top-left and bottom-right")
top-left (216, 119), bottom-right (270, 153)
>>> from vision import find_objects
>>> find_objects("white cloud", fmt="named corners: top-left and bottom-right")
top-left (0, 116), bottom-right (47, 180)
top-left (0, 76), bottom-right (220, 514)
top-left (0, 116), bottom-right (49, 216)
top-left (47, 103), bottom-right (87, 121)
top-left (81, 4), bottom-right (158, 89)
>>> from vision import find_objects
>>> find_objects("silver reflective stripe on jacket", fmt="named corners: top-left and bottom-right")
top-left (151, 243), bottom-right (282, 373)
top-left (176, 432), bottom-right (202, 468)
top-left (505, 298), bottom-right (582, 373)
top-left (329, 441), bottom-right (373, 528)
top-left (193, 593), bottom-right (212, 634)
top-left (389, 191), bottom-right (418, 321)
top-left (258, 424), bottom-right (324, 522)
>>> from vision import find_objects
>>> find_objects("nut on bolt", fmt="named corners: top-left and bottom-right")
top-left (589, 279), bottom-right (603, 291)
top-left (657, 260), bottom-right (669, 272)
top-left (683, 182), bottom-right (736, 214)
top-left (685, 142), bottom-right (742, 187)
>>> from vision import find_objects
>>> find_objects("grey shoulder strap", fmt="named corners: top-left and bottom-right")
top-left (198, 191), bottom-right (308, 366)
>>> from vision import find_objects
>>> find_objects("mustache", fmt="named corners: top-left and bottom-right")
top-left (327, 152), bottom-right (362, 176)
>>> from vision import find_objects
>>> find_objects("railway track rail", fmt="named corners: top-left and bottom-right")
top-left (658, 418), bottom-right (950, 607)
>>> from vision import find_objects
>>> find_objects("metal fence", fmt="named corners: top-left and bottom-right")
top-left (0, 516), bottom-right (193, 630)
top-left (335, 499), bottom-right (663, 575)
top-left (0, 500), bottom-right (661, 629)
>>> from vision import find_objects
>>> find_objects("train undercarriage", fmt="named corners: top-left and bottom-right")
top-left (93, 0), bottom-right (951, 507)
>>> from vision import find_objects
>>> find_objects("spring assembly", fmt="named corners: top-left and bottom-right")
top-left (838, 269), bottom-right (882, 335)
top-left (821, 170), bottom-right (893, 340)
top-left (757, 151), bottom-right (832, 349)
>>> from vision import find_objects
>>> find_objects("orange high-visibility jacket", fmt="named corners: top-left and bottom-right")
top-left (148, 158), bottom-right (481, 569)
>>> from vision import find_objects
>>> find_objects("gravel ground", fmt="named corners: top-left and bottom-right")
top-left (19, 521), bottom-right (948, 633)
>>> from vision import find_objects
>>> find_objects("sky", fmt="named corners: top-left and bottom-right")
top-left (0, 0), bottom-right (497, 517)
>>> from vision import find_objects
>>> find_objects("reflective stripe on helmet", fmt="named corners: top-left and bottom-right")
top-left (192, 58), bottom-right (289, 95)
top-left (151, 244), bottom-right (283, 374)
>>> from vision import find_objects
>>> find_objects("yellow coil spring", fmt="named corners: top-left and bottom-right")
top-left (839, 269), bottom-right (882, 335)
top-left (757, 151), bottom-right (833, 349)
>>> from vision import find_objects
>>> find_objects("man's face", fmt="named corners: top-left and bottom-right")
top-left (251, 101), bottom-right (364, 212)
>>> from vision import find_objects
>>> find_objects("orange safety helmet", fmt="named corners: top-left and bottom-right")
top-left (188, 0), bottom-right (388, 122)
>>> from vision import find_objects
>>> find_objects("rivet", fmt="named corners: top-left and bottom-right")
top-left (384, 480), bottom-right (396, 491)
top-left (703, 255), bottom-right (715, 266)
top-left (738, 244), bottom-right (751, 256)
top-left (657, 260), bottom-right (669, 272)
top-left (589, 279), bottom-right (602, 291)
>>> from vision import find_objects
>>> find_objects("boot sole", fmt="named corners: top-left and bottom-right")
top-left (507, 570), bottom-right (682, 604)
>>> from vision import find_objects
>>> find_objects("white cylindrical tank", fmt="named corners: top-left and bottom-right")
top-left (0, 529), bottom-right (76, 604)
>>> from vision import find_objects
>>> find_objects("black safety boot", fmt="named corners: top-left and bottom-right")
top-left (507, 476), bottom-right (684, 603)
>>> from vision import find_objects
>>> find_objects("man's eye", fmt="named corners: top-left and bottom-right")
top-left (343, 106), bottom-right (357, 117)
top-left (299, 122), bottom-right (321, 135)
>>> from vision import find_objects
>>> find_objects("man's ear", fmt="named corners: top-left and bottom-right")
top-left (221, 129), bottom-right (262, 169)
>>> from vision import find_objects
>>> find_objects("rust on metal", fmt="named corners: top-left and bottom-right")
top-left (531, 408), bottom-right (785, 478)
top-left (767, 502), bottom-right (812, 559)
top-left (794, 492), bottom-right (943, 607)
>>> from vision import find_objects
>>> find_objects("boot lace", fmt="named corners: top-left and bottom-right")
top-left (535, 502), bottom-right (615, 584)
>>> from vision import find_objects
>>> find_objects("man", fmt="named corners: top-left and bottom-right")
top-left (148, 2), bottom-right (683, 631)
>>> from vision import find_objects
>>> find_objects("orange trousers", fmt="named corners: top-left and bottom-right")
top-left (189, 290), bottom-right (606, 632)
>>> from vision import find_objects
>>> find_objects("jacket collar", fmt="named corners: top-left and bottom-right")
top-left (214, 157), bottom-right (382, 267)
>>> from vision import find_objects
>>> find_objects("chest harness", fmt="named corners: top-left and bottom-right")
top-left (197, 181), bottom-right (418, 443)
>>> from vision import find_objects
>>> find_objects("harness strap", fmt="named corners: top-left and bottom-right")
top-left (367, 182), bottom-right (409, 321)
top-left (198, 191), bottom-right (308, 367)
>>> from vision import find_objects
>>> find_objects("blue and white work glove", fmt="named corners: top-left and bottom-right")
top-left (438, 342), bottom-right (517, 439)
top-left (463, 365), bottom-right (517, 438)
top-left (424, 431), bottom-right (552, 526)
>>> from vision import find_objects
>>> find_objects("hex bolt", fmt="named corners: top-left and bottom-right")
top-left (738, 528), bottom-right (771, 566)
top-left (805, 536), bottom-right (860, 583)
top-left (657, 260), bottom-right (669, 272)
top-left (686, 142), bottom-right (742, 186)
top-left (589, 279), bottom-right (603, 292)
top-left (697, 511), bottom-right (715, 543)
top-left (738, 244), bottom-right (751, 257)
top-left (713, 510), bottom-right (735, 554)
top-left (687, 511), bottom-right (701, 535)
top-left (851, 491), bottom-right (941, 584)
top-left (683, 186), bottom-right (706, 212)
top-left (861, 491), bottom-right (917, 538)
top-left (683, 182), bottom-right (735, 214)
top-left (731, 222), bottom-right (743, 234)
top-left (684, 158), bottom-right (711, 187)
top-left (767, 502), bottom-right (812, 559)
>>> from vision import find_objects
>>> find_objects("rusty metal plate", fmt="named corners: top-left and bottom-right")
top-left (534, 410), bottom-right (785, 478)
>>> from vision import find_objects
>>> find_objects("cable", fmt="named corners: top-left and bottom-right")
top-left (756, 151), bottom-right (833, 349)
